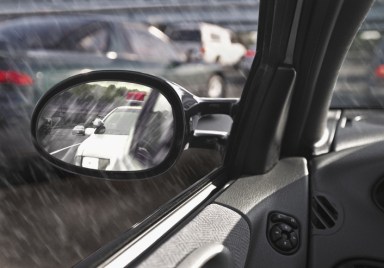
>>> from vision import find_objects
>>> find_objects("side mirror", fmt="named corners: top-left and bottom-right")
top-left (31, 70), bottom-right (186, 179)
top-left (72, 125), bottom-right (85, 136)
top-left (31, 70), bottom-right (238, 180)
top-left (92, 118), bottom-right (103, 128)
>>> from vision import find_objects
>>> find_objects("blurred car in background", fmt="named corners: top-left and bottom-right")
top-left (0, 15), bottom-right (229, 176)
top-left (0, 15), bottom-right (228, 115)
top-left (165, 22), bottom-right (246, 66)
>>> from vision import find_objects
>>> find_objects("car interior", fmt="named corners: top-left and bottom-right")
top-left (65, 0), bottom-right (384, 267)
top-left (2, 0), bottom-right (384, 267)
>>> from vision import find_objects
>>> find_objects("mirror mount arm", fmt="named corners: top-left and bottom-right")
top-left (185, 98), bottom-right (239, 119)
top-left (184, 98), bottom-right (238, 154)
top-left (189, 130), bottom-right (228, 156)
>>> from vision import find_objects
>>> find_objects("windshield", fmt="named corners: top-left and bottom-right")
top-left (100, 109), bottom-right (140, 135)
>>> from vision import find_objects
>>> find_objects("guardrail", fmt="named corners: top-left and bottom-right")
top-left (0, 0), bottom-right (259, 31)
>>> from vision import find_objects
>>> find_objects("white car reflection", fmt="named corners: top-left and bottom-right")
top-left (74, 106), bottom-right (144, 171)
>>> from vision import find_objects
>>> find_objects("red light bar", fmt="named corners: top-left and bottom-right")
top-left (126, 91), bottom-right (146, 101)
top-left (0, 70), bottom-right (33, 86)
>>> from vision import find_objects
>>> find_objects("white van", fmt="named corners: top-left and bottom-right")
top-left (166, 22), bottom-right (246, 66)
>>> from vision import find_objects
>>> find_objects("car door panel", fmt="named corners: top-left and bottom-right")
top-left (9, 0), bottom-right (381, 266)
top-left (128, 158), bottom-right (308, 268)
top-left (138, 204), bottom-right (250, 268)
top-left (310, 141), bottom-right (384, 268)
top-left (216, 157), bottom-right (309, 268)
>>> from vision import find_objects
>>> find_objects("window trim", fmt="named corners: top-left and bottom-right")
top-left (74, 168), bottom-right (229, 268)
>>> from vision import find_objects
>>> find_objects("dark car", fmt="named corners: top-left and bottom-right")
top-left (0, 15), bottom-right (227, 112)
top-left (0, 15), bottom-right (227, 176)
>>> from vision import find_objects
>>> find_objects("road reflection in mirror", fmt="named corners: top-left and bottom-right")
top-left (36, 81), bottom-right (174, 171)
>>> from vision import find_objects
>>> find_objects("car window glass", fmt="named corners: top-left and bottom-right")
top-left (0, 18), bottom-right (82, 50)
top-left (101, 109), bottom-right (140, 135)
top-left (167, 29), bottom-right (202, 42)
top-left (128, 28), bottom-right (180, 63)
top-left (230, 32), bottom-right (240, 43)
top-left (56, 22), bottom-right (110, 53)
top-left (75, 27), bottom-right (109, 53)
top-left (0, 1), bottom-right (256, 266)
top-left (332, 1), bottom-right (384, 108)
top-left (210, 33), bottom-right (221, 42)
top-left (117, 24), bottom-right (135, 54)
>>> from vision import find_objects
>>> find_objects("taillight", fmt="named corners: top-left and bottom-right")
top-left (0, 70), bottom-right (33, 86)
top-left (200, 47), bottom-right (205, 54)
top-left (375, 64), bottom-right (384, 79)
top-left (244, 49), bottom-right (256, 58)
top-left (126, 91), bottom-right (146, 101)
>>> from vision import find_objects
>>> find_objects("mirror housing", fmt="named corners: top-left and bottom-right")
top-left (31, 70), bottom-right (238, 180)
top-left (31, 70), bottom-right (188, 180)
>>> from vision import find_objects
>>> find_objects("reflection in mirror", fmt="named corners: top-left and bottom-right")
top-left (36, 81), bottom-right (174, 172)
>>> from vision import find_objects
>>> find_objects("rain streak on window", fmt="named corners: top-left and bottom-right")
top-left (0, 0), bottom-right (258, 266)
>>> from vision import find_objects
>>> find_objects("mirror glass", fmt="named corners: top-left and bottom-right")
top-left (35, 81), bottom-right (174, 171)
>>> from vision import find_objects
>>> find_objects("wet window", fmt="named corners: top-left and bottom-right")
top-left (0, 0), bottom-right (257, 266)
top-left (128, 28), bottom-right (180, 63)
top-left (327, 0), bottom-right (384, 153)
top-left (74, 27), bottom-right (109, 53)
top-left (0, 17), bottom-right (99, 50)
top-left (332, 1), bottom-right (384, 108)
